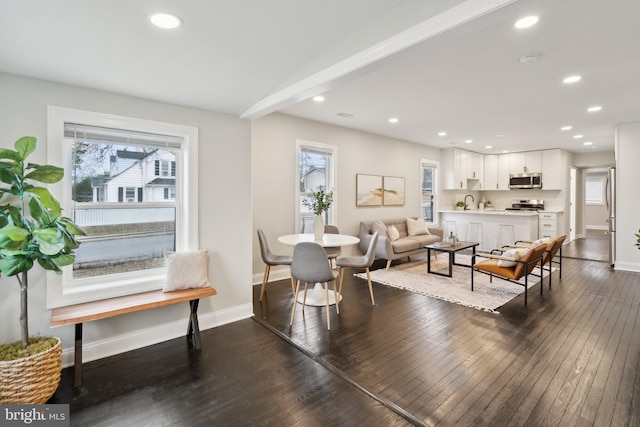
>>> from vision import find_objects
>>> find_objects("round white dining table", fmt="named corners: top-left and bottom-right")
top-left (277, 233), bottom-right (360, 306)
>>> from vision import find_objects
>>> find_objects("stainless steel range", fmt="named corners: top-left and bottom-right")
top-left (505, 199), bottom-right (544, 212)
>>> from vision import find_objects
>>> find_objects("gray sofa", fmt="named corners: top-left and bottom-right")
top-left (359, 217), bottom-right (444, 269)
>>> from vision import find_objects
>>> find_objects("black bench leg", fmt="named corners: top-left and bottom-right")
top-left (188, 299), bottom-right (202, 349)
top-left (74, 323), bottom-right (83, 390)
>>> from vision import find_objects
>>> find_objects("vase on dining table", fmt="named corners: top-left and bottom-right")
top-left (313, 214), bottom-right (324, 240)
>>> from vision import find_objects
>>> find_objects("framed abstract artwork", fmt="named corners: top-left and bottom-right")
top-left (356, 174), bottom-right (383, 206)
top-left (383, 176), bottom-right (405, 206)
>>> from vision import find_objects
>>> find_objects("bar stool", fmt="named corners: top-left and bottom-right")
top-left (496, 224), bottom-right (515, 249)
top-left (466, 222), bottom-right (484, 250)
top-left (442, 220), bottom-right (457, 239)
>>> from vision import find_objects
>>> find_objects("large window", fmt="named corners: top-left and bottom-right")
top-left (420, 159), bottom-right (438, 224)
top-left (585, 174), bottom-right (605, 205)
top-left (65, 123), bottom-right (180, 279)
top-left (296, 141), bottom-right (337, 233)
top-left (47, 106), bottom-right (199, 307)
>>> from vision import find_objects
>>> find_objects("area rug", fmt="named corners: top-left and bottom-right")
top-left (356, 254), bottom-right (552, 313)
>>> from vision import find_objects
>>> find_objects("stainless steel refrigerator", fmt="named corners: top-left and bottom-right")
top-left (605, 167), bottom-right (616, 267)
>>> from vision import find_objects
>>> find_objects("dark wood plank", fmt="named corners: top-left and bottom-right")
top-left (49, 240), bottom-right (640, 426)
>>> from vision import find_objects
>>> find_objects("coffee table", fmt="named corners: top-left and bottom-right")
top-left (425, 241), bottom-right (479, 277)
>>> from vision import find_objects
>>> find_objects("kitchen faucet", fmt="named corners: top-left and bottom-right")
top-left (464, 194), bottom-right (474, 210)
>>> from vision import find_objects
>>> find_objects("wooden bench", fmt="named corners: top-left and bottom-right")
top-left (50, 286), bottom-right (217, 389)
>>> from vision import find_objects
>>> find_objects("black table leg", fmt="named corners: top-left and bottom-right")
top-left (74, 323), bottom-right (83, 390)
top-left (188, 299), bottom-right (202, 349)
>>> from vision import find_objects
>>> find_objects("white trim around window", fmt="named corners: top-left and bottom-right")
top-left (46, 106), bottom-right (199, 308)
top-left (295, 140), bottom-right (337, 231)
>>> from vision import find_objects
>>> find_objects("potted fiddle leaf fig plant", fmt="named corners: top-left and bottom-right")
top-left (0, 136), bottom-right (85, 403)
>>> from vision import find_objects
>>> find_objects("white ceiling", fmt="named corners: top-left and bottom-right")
top-left (1, 0), bottom-right (638, 154)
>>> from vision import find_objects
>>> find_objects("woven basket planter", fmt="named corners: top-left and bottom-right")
top-left (0, 337), bottom-right (62, 404)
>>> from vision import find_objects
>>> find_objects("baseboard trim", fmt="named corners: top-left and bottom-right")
top-left (61, 303), bottom-right (254, 368)
top-left (252, 268), bottom-right (290, 285)
top-left (614, 261), bottom-right (640, 273)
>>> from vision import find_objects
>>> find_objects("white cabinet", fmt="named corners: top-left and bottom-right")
top-left (443, 148), bottom-right (466, 190)
top-left (509, 151), bottom-right (541, 174)
top-left (467, 151), bottom-right (484, 188)
top-left (541, 149), bottom-right (563, 190)
top-left (538, 212), bottom-right (563, 239)
top-left (498, 153), bottom-right (510, 190)
top-left (484, 153), bottom-right (510, 190)
top-left (443, 148), bottom-right (483, 190)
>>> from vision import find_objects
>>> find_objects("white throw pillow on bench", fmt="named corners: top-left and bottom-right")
top-left (163, 249), bottom-right (211, 292)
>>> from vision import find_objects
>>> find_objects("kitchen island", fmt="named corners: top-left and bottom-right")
top-left (439, 210), bottom-right (539, 251)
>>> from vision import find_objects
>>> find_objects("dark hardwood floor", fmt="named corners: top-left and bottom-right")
top-left (52, 241), bottom-right (640, 426)
top-left (563, 229), bottom-right (609, 263)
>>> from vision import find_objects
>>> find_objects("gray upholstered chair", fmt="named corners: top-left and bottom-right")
top-left (257, 229), bottom-right (294, 301)
top-left (324, 225), bottom-right (341, 268)
top-left (336, 232), bottom-right (379, 305)
top-left (290, 242), bottom-right (339, 330)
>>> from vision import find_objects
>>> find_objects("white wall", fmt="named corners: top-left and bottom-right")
top-left (0, 73), bottom-right (253, 365)
top-left (251, 112), bottom-right (441, 280)
top-left (615, 122), bottom-right (640, 272)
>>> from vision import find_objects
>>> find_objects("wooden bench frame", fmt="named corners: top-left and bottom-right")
top-left (50, 286), bottom-right (217, 390)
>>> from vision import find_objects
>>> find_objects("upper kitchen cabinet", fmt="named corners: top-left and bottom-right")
top-left (467, 151), bottom-right (484, 185)
top-left (509, 151), bottom-right (541, 174)
top-left (442, 148), bottom-right (482, 190)
top-left (484, 153), bottom-right (510, 190)
top-left (541, 149), bottom-right (564, 190)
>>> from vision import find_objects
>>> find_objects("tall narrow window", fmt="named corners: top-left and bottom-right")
top-left (297, 141), bottom-right (337, 233)
top-left (420, 160), bottom-right (438, 224)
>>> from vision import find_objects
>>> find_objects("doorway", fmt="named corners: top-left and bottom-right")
top-left (565, 166), bottom-right (609, 262)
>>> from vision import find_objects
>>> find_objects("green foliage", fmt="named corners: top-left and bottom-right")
top-left (0, 137), bottom-right (85, 278)
top-left (1, 136), bottom-right (86, 350)
top-left (635, 229), bottom-right (640, 249)
top-left (302, 190), bottom-right (333, 215)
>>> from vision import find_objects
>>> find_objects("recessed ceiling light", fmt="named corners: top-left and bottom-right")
top-left (312, 95), bottom-right (325, 102)
top-left (150, 13), bottom-right (182, 29)
top-left (502, 150), bottom-right (509, 154)
top-left (584, 142), bottom-right (593, 146)
top-left (587, 105), bottom-right (602, 112)
top-left (485, 145), bottom-right (493, 149)
top-left (388, 117), bottom-right (399, 124)
top-left (561, 126), bottom-right (572, 131)
top-left (515, 16), bottom-right (539, 29)
top-left (573, 134), bottom-right (583, 139)
top-left (464, 139), bottom-right (472, 144)
top-left (563, 75), bottom-right (582, 84)
top-left (495, 134), bottom-right (504, 138)
top-left (438, 131), bottom-right (447, 136)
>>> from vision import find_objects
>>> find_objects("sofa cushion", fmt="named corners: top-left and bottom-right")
top-left (408, 234), bottom-right (440, 246)
top-left (391, 237), bottom-right (420, 253)
top-left (395, 221), bottom-right (409, 238)
top-left (371, 220), bottom-right (388, 238)
top-left (407, 217), bottom-right (430, 236)
top-left (387, 225), bottom-right (400, 241)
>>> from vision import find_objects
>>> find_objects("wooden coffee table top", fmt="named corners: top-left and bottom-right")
top-left (425, 241), bottom-right (479, 253)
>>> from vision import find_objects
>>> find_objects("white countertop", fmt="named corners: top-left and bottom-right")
top-left (440, 210), bottom-right (540, 216)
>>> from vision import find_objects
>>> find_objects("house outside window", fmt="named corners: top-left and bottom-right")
top-left (297, 140), bottom-right (337, 233)
top-left (420, 159), bottom-right (438, 224)
top-left (47, 106), bottom-right (199, 307)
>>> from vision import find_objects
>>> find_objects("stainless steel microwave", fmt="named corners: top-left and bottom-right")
top-left (509, 173), bottom-right (542, 189)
